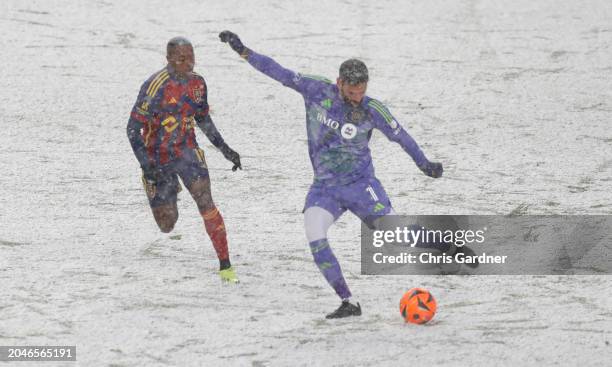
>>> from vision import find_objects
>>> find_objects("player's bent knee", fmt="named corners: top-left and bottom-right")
top-left (158, 222), bottom-right (175, 233)
top-left (157, 214), bottom-right (178, 233)
top-left (152, 205), bottom-right (178, 233)
top-left (156, 214), bottom-right (178, 233)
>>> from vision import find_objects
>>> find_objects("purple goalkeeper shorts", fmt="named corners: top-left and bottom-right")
top-left (303, 176), bottom-right (393, 225)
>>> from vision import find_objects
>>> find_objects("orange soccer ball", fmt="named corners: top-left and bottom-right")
top-left (400, 288), bottom-right (437, 324)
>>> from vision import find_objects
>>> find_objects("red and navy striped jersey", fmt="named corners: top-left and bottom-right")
top-left (129, 67), bottom-right (209, 165)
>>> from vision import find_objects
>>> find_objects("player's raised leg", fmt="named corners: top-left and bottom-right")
top-left (143, 168), bottom-right (180, 233)
top-left (349, 177), bottom-right (478, 267)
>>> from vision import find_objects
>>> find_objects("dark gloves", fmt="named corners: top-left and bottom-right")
top-left (220, 143), bottom-right (242, 171)
top-left (419, 161), bottom-right (443, 178)
top-left (219, 30), bottom-right (246, 55)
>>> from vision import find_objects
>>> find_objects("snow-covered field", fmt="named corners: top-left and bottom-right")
top-left (1, 0), bottom-right (611, 365)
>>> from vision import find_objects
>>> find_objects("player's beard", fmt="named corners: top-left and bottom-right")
top-left (340, 91), bottom-right (362, 107)
top-left (345, 97), bottom-right (360, 107)
top-left (339, 84), bottom-right (365, 106)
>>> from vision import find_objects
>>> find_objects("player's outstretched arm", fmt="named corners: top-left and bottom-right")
top-left (396, 128), bottom-right (444, 178)
top-left (219, 30), bottom-right (304, 92)
top-left (391, 127), bottom-right (443, 178)
top-left (370, 100), bottom-right (443, 178)
top-left (196, 114), bottom-right (242, 171)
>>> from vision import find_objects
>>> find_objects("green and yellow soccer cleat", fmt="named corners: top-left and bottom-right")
top-left (219, 267), bottom-right (239, 283)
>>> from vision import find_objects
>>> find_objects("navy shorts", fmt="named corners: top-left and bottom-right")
top-left (303, 176), bottom-right (393, 226)
top-left (142, 148), bottom-right (209, 208)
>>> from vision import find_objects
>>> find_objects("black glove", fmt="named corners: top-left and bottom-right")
top-left (220, 144), bottom-right (242, 171)
top-left (219, 30), bottom-right (246, 55)
top-left (419, 161), bottom-right (443, 178)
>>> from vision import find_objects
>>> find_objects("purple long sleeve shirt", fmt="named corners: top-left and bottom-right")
top-left (246, 50), bottom-right (429, 186)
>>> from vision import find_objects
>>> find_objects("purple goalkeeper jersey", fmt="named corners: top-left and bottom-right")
top-left (246, 50), bottom-right (429, 186)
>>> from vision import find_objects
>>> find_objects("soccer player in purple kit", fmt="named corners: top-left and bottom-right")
top-left (219, 31), bottom-right (443, 318)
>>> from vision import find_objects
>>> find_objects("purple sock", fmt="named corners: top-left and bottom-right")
top-left (309, 239), bottom-right (352, 300)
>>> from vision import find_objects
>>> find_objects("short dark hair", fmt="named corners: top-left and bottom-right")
top-left (167, 36), bottom-right (192, 55)
top-left (339, 58), bottom-right (368, 85)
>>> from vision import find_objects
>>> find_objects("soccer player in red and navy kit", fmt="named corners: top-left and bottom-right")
top-left (220, 31), bottom-right (447, 317)
top-left (127, 37), bottom-right (241, 283)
